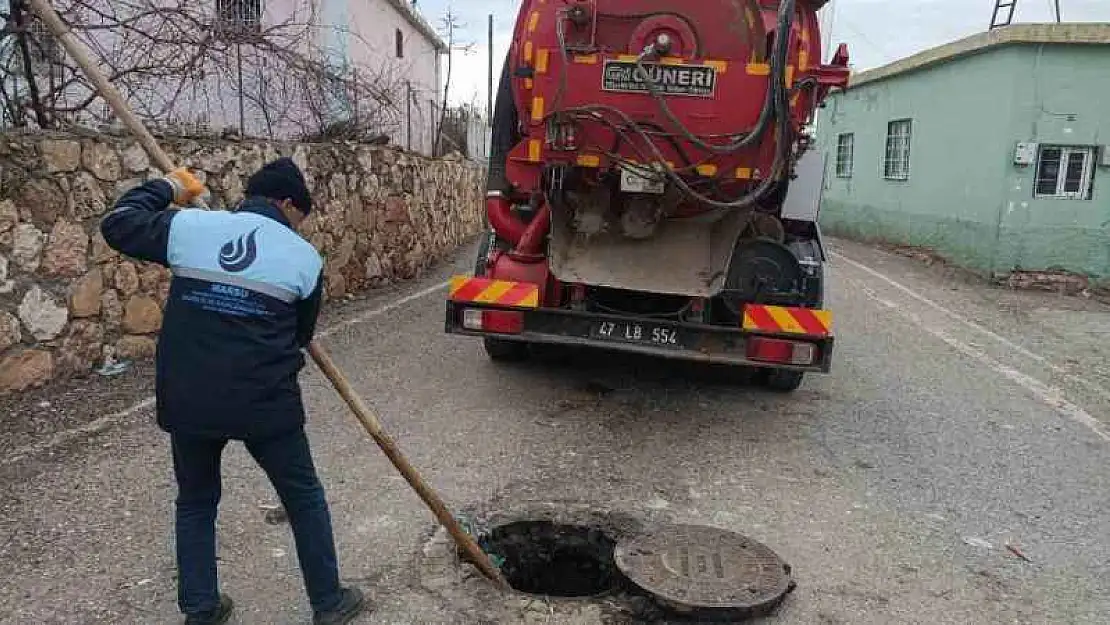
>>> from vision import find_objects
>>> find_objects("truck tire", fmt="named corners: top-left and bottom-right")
top-left (762, 368), bottom-right (805, 392)
top-left (483, 337), bottom-right (530, 362)
top-left (474, 230), bottom-right (494, 276)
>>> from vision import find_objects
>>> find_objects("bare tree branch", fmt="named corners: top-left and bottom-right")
top-left (0, 0), bottom-right (417, 141)
top-left (434, 8), bottom-right (474, 156)
top-left (10, 0), bottom-right (50, 128)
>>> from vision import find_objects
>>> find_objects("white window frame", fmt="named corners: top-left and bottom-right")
top-left (835, 132), bottom-right (854, 178)
top-left (883, 119), bottom-right (912, 181)
top-left (1034, 145), bottom-right (1095, 200)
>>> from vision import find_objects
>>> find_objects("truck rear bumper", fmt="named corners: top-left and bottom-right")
top-left (445, 301), bottom-right (834, 373)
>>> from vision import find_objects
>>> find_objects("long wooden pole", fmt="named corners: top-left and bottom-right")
top-left (306, 345), bottom-right (507, 586)
top-left (24, 0), bottom-right (208, 207)
top-left (26, 0), bottom-right (171, 173)
top-left (26, 0), bottom-right (507, 589)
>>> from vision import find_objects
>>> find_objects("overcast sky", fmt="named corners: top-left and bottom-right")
top-left (411, 0), bottom-right (1109, 106)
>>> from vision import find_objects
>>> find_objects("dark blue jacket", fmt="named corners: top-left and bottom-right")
top-left (101, 180), bottom-right (324, 440)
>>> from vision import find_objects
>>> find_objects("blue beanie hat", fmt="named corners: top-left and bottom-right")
top-left (245, 157), bottom-right (312, 215)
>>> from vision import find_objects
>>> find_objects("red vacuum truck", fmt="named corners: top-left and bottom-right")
top-left (445, 0), bottom-right (850, 391)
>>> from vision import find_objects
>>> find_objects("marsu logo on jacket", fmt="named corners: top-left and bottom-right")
top-left (218, 228), bottom-right (259, 272)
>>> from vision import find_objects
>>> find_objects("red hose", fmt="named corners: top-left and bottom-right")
top-left (514, 203), bottom-right (551, 257)
top-left (486, 193), bottom-right (527, 245)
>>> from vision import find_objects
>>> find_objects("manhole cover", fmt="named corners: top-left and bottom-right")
top-left (614, 524), bottom-right (794, 617)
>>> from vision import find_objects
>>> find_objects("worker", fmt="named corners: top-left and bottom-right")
top-left (100, 158), bottom-right (366, 625)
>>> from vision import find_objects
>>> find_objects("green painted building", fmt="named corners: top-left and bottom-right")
top-left (817, 24), bottom-right (1110, 279)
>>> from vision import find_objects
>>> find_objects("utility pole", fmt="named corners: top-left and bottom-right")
top-left (487, 14), bottom-right (493, 123)
top-left (236, 43), bottom-right (245, 135)
top-left (1054, 0), bottom-right (1062, 22)
top-left (406, 80), bottom-right (412, 151)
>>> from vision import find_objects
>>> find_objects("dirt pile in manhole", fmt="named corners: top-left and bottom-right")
top-left (477, 521), bottom-right (619, 598)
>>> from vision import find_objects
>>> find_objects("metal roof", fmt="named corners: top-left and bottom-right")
top-left (847, 23), bottom-right (1110, 88)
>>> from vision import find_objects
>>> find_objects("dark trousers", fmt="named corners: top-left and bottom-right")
top-left (171, 427), bottom-right (343, 615)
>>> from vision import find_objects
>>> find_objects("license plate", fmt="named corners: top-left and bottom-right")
top-left (619, 167), bottom-right (665, 194)
top-left (591, 320), bottom-right (682, 348)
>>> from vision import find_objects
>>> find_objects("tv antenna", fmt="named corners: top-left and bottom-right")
top-left (990, 1), bottom-right (1062, 30)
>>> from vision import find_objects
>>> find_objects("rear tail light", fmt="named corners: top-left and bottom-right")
top-left (460, 308), bottom-right (524, 334)
top-left (747, 337), bottom-right (817, 365)
top-left (461, 308), bottom-right (484, 330)
top-left (483, 310), bottom-right (524, 334)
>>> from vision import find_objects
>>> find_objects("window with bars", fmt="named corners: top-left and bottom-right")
top-left (4, 18), bottom-right (65, 84)
top-left (883, 119), bottom-right (912, 181)
top-left (215, 0), bottom-right (262, 34)
top-left (1035, 146), bottom-right (1096, 200)
top-left (29, 19), bottom-right (63, 66)
top-left (835, 133), bottom-right (854, 178)
top-left (12, 18), bottom-right (65, 78)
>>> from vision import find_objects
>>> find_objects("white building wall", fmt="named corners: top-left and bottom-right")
top-left (341, 0), bottom-right (444, 154)
top-left (1, 0), bottom-right (445, 155)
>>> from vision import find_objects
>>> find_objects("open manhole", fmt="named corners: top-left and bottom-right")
top-left (615, 524), bottom-right (795, 620)
top-left (478, 521), bottom-right (619, 598)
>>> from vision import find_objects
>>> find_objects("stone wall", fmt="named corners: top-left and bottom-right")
top-left (0, 132), bottom-right (484, 394)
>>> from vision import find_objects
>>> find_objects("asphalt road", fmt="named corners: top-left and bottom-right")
top-left (0, 237), bottom-right (1107, 624)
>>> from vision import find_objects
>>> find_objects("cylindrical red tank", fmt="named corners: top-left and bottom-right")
top-left (491, 0), bottom-right (847, 241)
top-left (486, 0), bottom-right (848, 304)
